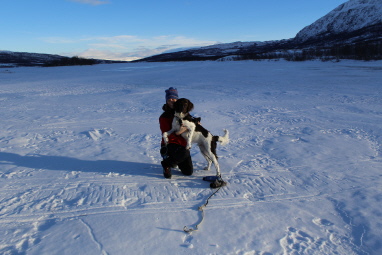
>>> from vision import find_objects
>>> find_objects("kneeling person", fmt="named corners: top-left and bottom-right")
top-left (159, 87), bottom-right (193, 178)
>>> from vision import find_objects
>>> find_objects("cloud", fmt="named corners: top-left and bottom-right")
top-left (74, 46), bottom-right (177, 62)
top-left (47, 34), bottom-right (217, 61)
top-left (68, 0), bottom-right (110, 5)
top-left (75, 49), bottom-right (139, 61)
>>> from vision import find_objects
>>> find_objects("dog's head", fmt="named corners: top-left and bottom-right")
top-left (173, 98), bottom-right (194, 119)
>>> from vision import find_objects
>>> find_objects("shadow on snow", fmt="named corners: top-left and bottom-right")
top-left (0, 152), bottom-right (162, 178)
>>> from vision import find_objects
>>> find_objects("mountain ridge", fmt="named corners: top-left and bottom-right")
top-left (295, 0), bottom-right (382, 42)
top-left (137, 0), bottom-right (382, 62)
top-left (0, 51), bottom-right (127, 68)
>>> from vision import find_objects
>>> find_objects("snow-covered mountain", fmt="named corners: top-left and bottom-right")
top-left (137, 39), bottom-right (295, 62)
top-left (138, 0), bottom-right (382, 62)
top-left (295, 0), bottom-right (382, 44)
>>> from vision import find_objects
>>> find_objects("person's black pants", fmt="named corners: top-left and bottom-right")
top-left (161, 143), bottom-right (193, 176)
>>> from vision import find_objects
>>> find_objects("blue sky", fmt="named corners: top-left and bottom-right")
top-left (1, 0), bottom-right (347, 61)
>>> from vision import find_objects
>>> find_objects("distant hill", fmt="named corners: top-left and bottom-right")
top-left (0, 51), bottom-right (127, 68)
top-left (137, 0), bottom-right (382, 62)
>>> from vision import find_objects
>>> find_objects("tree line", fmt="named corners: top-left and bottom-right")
top-left (236, 41), bottom-right (382, 62)
top-left (43, 56), bottom-right (100, 67)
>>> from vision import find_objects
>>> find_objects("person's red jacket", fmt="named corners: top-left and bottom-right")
top-left (159, 105), bottom-right (187, 147)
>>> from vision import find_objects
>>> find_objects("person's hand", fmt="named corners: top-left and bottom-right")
top-left (176, 126), bottom-right (188, 135)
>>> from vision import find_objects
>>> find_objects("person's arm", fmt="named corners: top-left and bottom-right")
top-left (159, 117), bottom-right (172, 134)
top-left (176, 126), bottom-right (188, 135)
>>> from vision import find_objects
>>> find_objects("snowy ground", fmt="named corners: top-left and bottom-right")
top-left (0, 60), bottom-right (381, 255)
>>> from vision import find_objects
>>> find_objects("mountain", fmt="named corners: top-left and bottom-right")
top-left (137, 39), bottom-right (296, 62)
top-left (295, 0), bottom-right (382, 45)
top-left (0, 51), bottom-right (126, 68)
top-left (137, 0), bottom-right (382, 62)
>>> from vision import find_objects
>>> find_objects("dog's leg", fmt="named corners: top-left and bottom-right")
top-left (182, 121), bottom-right (195, 150)
top-left (163, 128), bottom-right (176, 144)
top-left (202, 149), bottom-right (220, 176)
top-left (186, 129), bottom-right (194, 150)
top-left (180, 132), bottom-right (192, 150)
top-left (205, 159), bottom-right (212, 171)
top-left (204, 138), bottom-right (221, 176)
top-left (206, 150), bottom-right (220, 176)
top-left (212, 156), bottom-right (221, 176)
top-left (198, 145), bottom-right (212, 171)
top-left (163, 118), bottom-right (180, 145)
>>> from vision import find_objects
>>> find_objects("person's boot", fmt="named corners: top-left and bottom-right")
top-left (161, 161), bottom-right (172, 179)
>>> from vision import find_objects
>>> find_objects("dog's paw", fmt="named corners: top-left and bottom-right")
top-left (163, 133), bottom-right (169, 143)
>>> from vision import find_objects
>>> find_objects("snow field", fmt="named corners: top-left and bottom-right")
top-left (0, 60), bottom-right (381, 254)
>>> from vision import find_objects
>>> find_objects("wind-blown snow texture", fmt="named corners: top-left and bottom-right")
top-left (295, 0), bottom-right (382, 42)
top-left (1, 60), bottom-right (382, 255)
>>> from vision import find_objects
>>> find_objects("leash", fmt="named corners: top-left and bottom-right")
top-left (183, 177), bottom-right (226, 233)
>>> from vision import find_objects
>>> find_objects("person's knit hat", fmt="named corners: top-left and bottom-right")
top-left (165, 87), bottom-right (179, 101)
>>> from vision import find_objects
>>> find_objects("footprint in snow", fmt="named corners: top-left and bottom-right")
top-left (280, 227), bottom-right (328, 254)
top-left (182, 234), bottom-right (194, 249)
top-left (313, 217), bottom-right (334, 227)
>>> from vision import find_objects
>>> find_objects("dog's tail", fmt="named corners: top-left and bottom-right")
top-left (215, 129), bottom-right (229, 146)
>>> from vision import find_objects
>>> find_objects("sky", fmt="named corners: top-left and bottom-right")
top-left (1, 0), bottom-right (348, 61)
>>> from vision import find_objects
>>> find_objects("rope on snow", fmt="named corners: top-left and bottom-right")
top-left (183, 184), bottom-right (224, 233)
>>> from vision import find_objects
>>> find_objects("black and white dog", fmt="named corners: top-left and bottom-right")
top-left (163, 98), bottom-right (229, 176)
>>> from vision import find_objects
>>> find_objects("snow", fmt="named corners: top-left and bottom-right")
top-left (1, 60), bottom-right (382, 255)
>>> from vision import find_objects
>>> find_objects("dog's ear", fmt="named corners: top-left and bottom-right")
top-left (187, 100), bottom-right (194, 113)
top-left (173, 99), bottom-right (183, 113)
